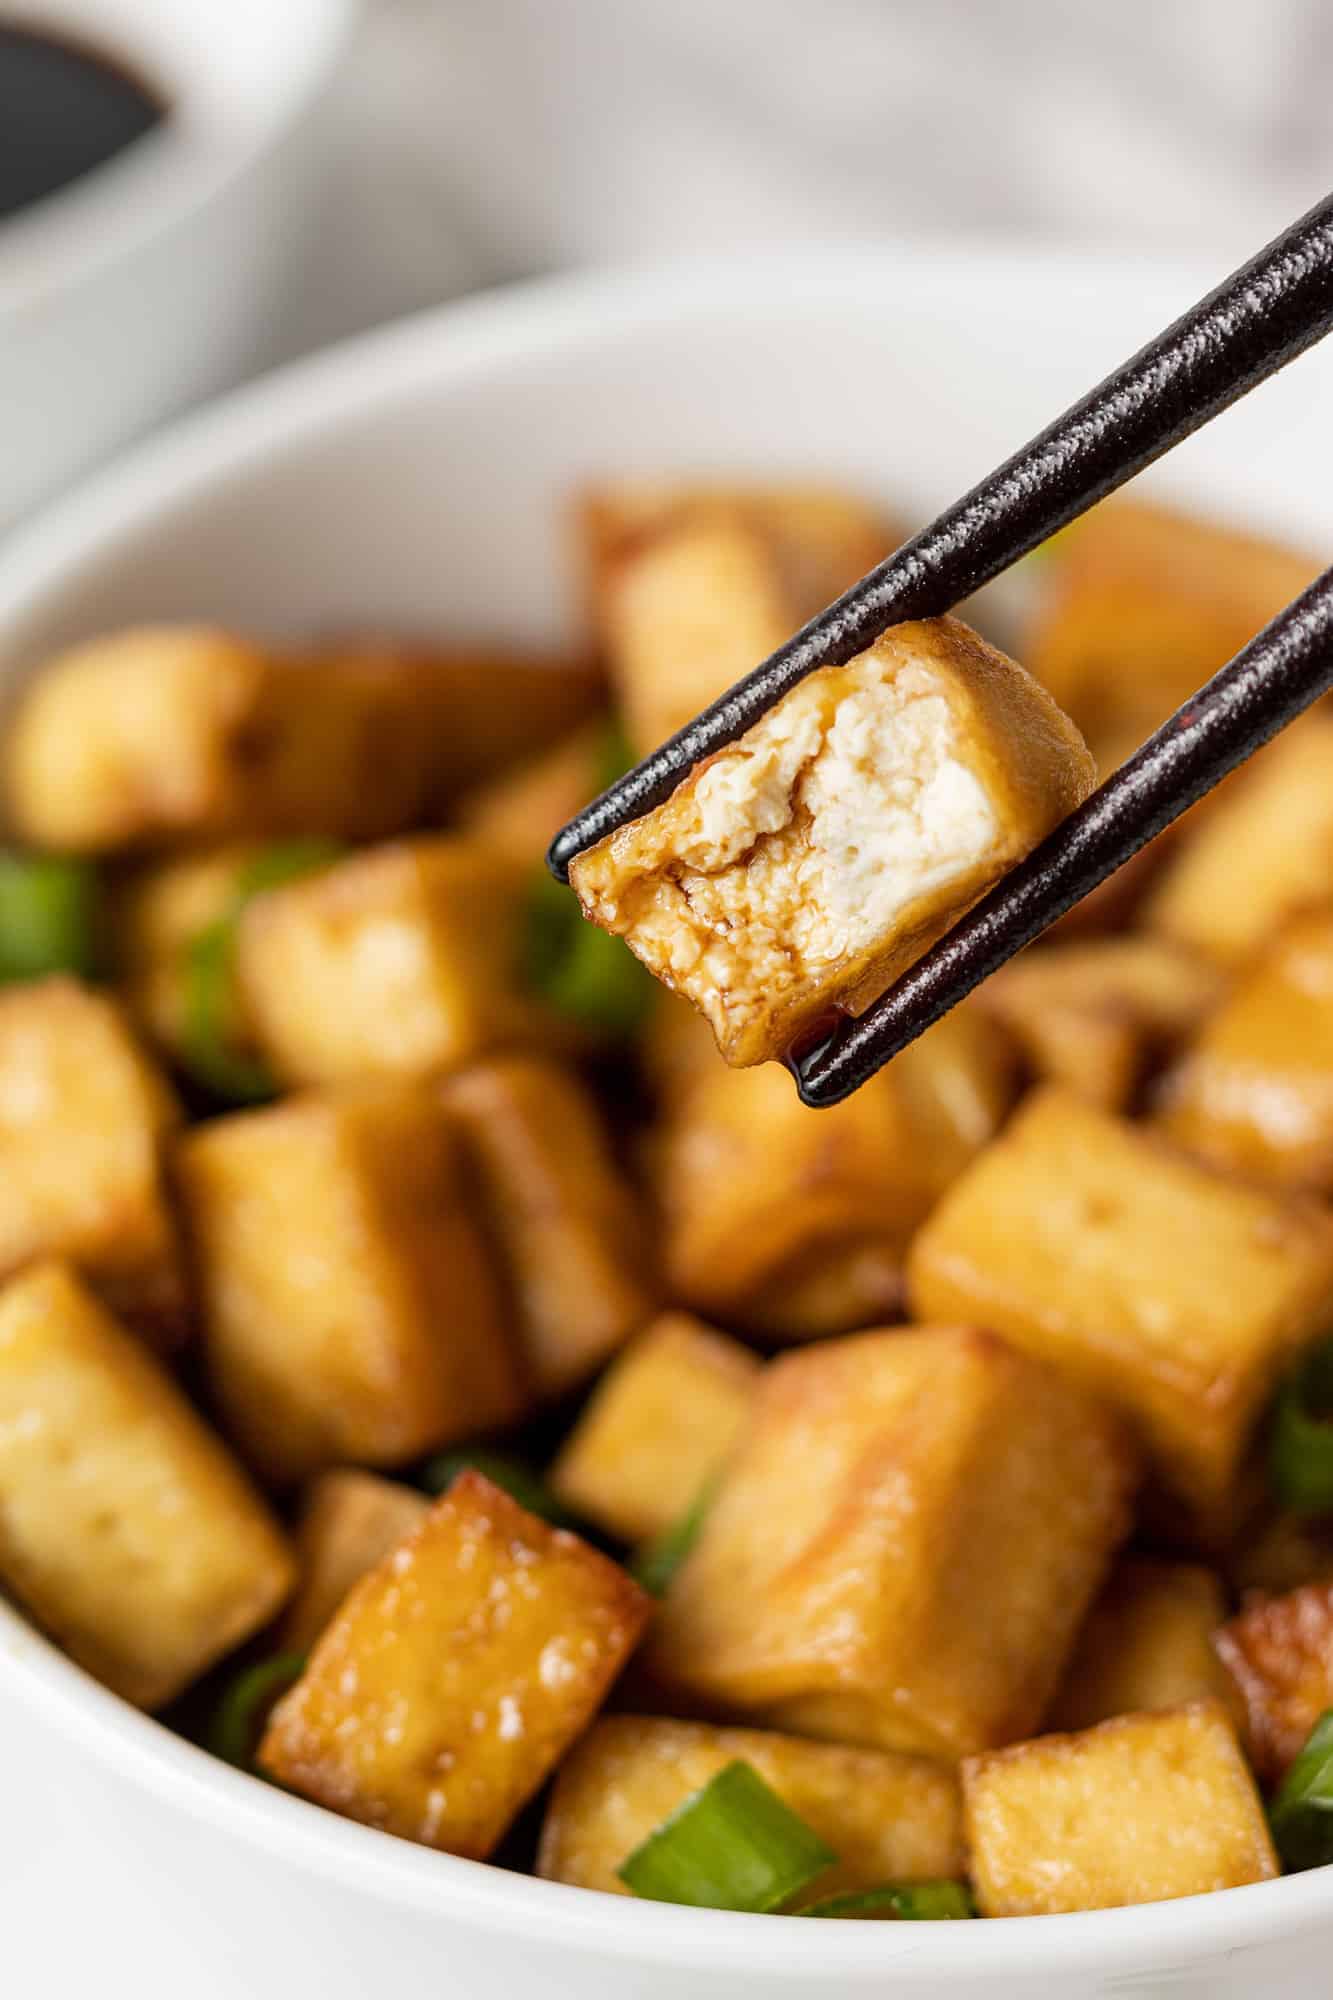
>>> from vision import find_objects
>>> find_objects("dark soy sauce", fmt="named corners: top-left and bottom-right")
top-left (0, 22), bottom-right (165, 222)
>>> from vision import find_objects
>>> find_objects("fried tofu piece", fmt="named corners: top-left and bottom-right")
top-left (1227, 1509), bottom-right (1333, 1600)
top-left (978, 937), bottom-right (1225, 1111)
top-left (550, 1313), bottom-right (761, 1543)
top-left (260, 1471), bottom-right (651, 1856)
top-left (645, 1326), bottom-right (1133, 1758)
top-left (442, 1055), bottom-right (656, 1398)
top-left (236, 837), bottom-right (551, 1088)
top-left (539, 1717), bottom-right (963, 1898)
top-left (1047, 1559), bottom-right (1239, 1733)
top-left (0, 978), bottom-right (186, 1343)
top-left (964, 1701), bottom-right (1277, 1915)
top-left (3, 626), bottom-right (445, 852)
top-left (456, 720), bottom-right (618, 867)
top-left (1145, 712), bottom-right (1333, 965)
top-left (1216, 1582), bottom-right (1333, 1782)
top-left (908, 1088), bottom-right (1333, 1532)
top-left (572, 616), bottom-right (1093, 1067)
top-left (1157, 910), bottom-right (1333, 1193)
top-left (0, 1262), bottom-right (293, 1708)
top-left (583, 483), bottom-right (892, 757)
top-left (650, 1003), bottom-right (1015, 1340)
top-left (114, 842), bottom-right (274, 1071)
top-left (280, 1470), bottom-right (430, 1653)
top-left (178, 1083), bottom-right (524, 1483)
top-left (1025, 499), bottom-right (1319, 773)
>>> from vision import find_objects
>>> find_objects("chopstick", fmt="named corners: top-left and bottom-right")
top-left (546, 191), bottom-right (1333, 1102)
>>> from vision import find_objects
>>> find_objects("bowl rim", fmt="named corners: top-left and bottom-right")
top-left (1, 242), bottom-right (1330, 1977)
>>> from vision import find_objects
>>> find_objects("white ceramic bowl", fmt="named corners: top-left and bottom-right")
top-left (1, 245), bottom-right (1332, 1998)
top-left (0, 0), bottom-right (355, 531)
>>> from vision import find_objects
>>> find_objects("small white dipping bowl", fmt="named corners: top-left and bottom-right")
top-left (0, 244), bottom-right (1331, 1998)
top-left (0, 0), bottom-right (355, 530)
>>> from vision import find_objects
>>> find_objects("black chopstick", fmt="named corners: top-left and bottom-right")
top-left (792, 564), bottom-right (1333, 1104)
top-left (547, 189), bottom-right (1333, 886)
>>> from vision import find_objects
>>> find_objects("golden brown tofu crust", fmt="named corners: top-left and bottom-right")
top-left (571, 616), bottom-right (1093, 1067)
top-left (260, 1472), bottom-right (651, 1857)
top-left (0, 1262), bottom-right (293, 1709)
top-left (1047, 1558), bottom-right (1240, 1734)
top-left (457, 720), bottom-right (614, 867)
top-left (963, 1701), bottom-right (1278, 1916)
top-left (280, 1470), bottom-right (430, 1653)
top-left (538, 1716), bottom-right (963, 1898)
top-left (1215, 1581), bottom-right (1333, 1782)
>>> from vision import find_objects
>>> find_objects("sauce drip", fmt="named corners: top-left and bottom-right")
top-left (0, 24), bottom-right (165, 223)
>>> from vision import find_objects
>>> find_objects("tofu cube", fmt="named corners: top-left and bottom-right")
top-left (1145, 711), bottom-right (1333, 965)
top-left (571, 616), bottom-right (1094, 1067)
top-left (0, 978), bottom-right (186, 1344)
top-left (538, 1716), bottom-right (963, 1898)
top-left (978, 936), bottom-right (1224, 1111)
top-left (1047, 1558), bottom-right (1239, 1733)
top-left (236, 837), bottom-right (551, 1088)
top-left (1215, 1582), bottom-right (1333, 1782)
top-left (3, 626), bottom-right (441, 851)
top-left (651, 1002), bottom-right (1015, 1341)
top-left (908, 1087), bottom-right (1333, 1531)
top-left (260, 1471), bottom-right (651, 1856)
top-left (178, 1083), bottom-right (524, 1482)
top-left (645, 1326), bottom-right (1134, 1758)
top-left (280, 1470), bottom-right (430, 1652)
top-left (550, 1312), bottom-right (761, 1543)
top-left (0, 1262), bottom-right (293, 1708)
top-left (1157, 910), bottom-right (1333, 1193)
top-left (582, 483), bottom-right (892, 756)
top-left (442, 1055), bottom-right (656, 1399)
top-left (458, 720), bottom-right (617, 866)
top-left (963, 1702), bottom-right (1277, 1915)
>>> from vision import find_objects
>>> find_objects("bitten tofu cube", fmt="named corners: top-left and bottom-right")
top-left (0, 978), bottom-right (186, 1343)
top-left (1157, 910), bottom-right (1333, 1194)
top-left (0, 1262), bottom-right (293, 1708)
top-left (3, 626), bottom-right (441, 851)
top-left (538, 1717), bottom-right (963, 1898)
top-left (236, 838), bottom-right (551, 1088)
top-left (457, 720), bottom-right (619, 866)
top-left (550, 1313), bottom-right (761, 1543)
top-left (645, 1327), bottom-right (1134, 1758)
top-left (908, 1088), bottom-right (1333, 1531)
top-left (1215, 1582), bottom-right (1333, 1782)
top-left (178, 1083), bottom-right (524, 1482)
top-left (649, 1001), bottom-right (1014, 1341)
top-left (582, 483), bottom-right (892, 757)
top-left (977, 937), bottom-right (1224, 1111)
top-left (571, 616), bottom-right (1094, 1067)
top-left (1024, 499), bottom-right (1319, 774)
top-left (1145, 712), bottom-right (1333, 965)
top-left (260, 1471), bottom-right (651, 1856)
top-left (1047, 1559), bottom-right (1239, 1734)
top-left (280, 1470), bottom-right (430, 1652)
top-left (442, 1056), bottom-right (655, 1399)
top-left (963, 1702), bottom-right (1277, 1915)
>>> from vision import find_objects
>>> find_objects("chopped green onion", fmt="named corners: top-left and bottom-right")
top-left (0, 853), bottom-right (98, 982)
top-left (1271, 1339), bottom-right (1333, 1514)
top-left (419, 1447), bottom-right (576, 1527)
top-left (1270, 1708), bottom-right (1333, 1871)
top-left (179, 840), bottom-right (343, 1102)
top-left (617, 1761), bottom-right (836, 1911)
top-left (631, 1480), bottom-right (715, 1597)
top-left (208, 1652), bottom-right (307, 1770)
top-left (801, 1881), bottom-right (975, 1920)
top-left (523, 868), bottom-right (655, 1037)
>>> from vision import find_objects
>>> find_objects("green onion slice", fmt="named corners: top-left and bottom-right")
top-left (801, 1881), bottom-right (975, 1920)
top-left (208, 1652), bottom-right (307, 1770)
top-left (1270, 1708), bottom-right (1333, 1871)
top-left (631, 1480), bottom-right (715, 1597)
top-left (419, 1447), bottom-right (576, 1527)
top-left (234, 839), bottom-right (347, 899)
top-left (617, 1761), bottom-right (836, 1911)
top-left (1271, 1339), bottom-right (1333, 1514)
top-left (523, 869), bottom-right (655, 1038)
top-left (0, 853), bottom-right (98, 982)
